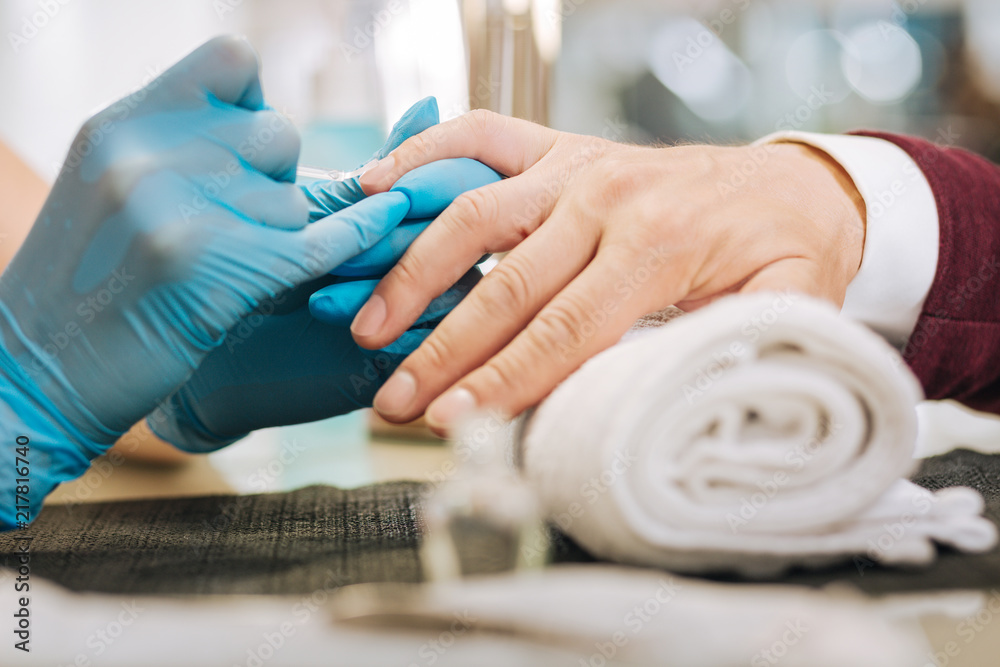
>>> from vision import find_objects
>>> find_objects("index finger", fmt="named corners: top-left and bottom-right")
top-left (359, 109), bottom-right (559, 194)
top-left (300, 192), bottom-right (411, 281)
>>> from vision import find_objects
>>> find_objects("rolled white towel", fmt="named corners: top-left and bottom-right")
top-left (519, 292), bottom-right (997, 576)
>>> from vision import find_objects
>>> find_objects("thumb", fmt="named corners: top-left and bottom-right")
top-left (300, 191), bottom-right (411, 280)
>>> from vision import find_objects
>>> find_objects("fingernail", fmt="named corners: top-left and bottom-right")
top-left (374, 370), bottom-right (416, 418)
top-left (351, 295), bottom-right (386, 337)
top-left (427, 388), bottom-right (477, 430)
top-left (360, 155), bottom-right (395, 190)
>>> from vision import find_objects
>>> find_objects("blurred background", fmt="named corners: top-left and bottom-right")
top-left (2, 0), bottom-right (1000, 177)
top-left (3, 0), bottom-right (1000, 492)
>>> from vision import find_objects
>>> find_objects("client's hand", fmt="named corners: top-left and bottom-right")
top-left (354, 110), bottom-right (867, 433)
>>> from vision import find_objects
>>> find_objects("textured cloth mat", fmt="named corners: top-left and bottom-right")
top-left (2, 449), bottom-right (999, 596)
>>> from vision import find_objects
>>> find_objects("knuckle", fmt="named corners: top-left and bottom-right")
top-left (477, 254), bottom-right (537, 313)
top-left (506, 211), bottom-right (538, 246)
top-left (674, 144), bottom-right (719, 176)
top-left (78, 112), bottom-right (109, 140)
top-left (576, 134), bottom-right (613, 160)
top-left (614, 214), bottom-right (670, 258)
top-left (463, 109), bottom-right (505, 138)
top-left (70, 112), bottom-right (118, 166)
top-left (417, 331), bottom-right (458, 373)
top-left (593, 159), bottom-right (648, 205)
top-left (555, 134), bottom-right (610, 168)
top-left (390, 251), bottom-right (428, 293)
top-left (400, 133), bottom-right (435, 170)
top-left (450, 187), bottom-right (499, 229)
top-left (479, 354), bottom-right (530, 395)
top-left (533, 295), bottom-right (592, 344)
top-left (210, 35), bottom-right (259, 76)
top-left (101, 157), bottom-right (148, 209)
top-left (140, 223), bottom-right (201, 280)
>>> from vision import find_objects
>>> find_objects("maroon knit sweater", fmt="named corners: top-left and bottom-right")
top-left (852, 131), bottom-right (1000, 414)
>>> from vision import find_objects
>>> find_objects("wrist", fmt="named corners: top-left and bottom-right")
top-left (0, 345), bottom-right (104, 529)
top-left (766, 142), bottom-right (867, 291)
top-left (0, 295), bottom-right (122, 447)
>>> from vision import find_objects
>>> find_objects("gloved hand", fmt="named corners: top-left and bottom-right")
top-left (300, 97), bottom-right (501, 282)
top-left (0, 36), bottom-right (410, 527)
top-left (149, 103), bottom-right (503, 451)
top-left (146, 270), bottom-right (481, 451)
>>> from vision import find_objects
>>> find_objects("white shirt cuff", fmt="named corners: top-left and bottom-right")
top-left (753, 131), bottom-right (940, 348)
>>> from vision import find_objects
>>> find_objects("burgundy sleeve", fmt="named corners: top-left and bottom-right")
top-left (849, 131), bottom-right (1000, 414)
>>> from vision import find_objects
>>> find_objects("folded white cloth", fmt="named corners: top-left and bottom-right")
top-left (519, 292), bottom-right (997, 576)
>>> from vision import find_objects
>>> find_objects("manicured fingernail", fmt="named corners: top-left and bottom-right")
top-left (374, 370), bottom-right (416, 418)
top-left (351, 295), bottom-right (386, 337)
top-left (427, 389), bottom-right (477, 430)
top-left (359, 155), bottom-right (395, 190)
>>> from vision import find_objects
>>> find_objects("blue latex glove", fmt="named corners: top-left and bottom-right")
top-left (300, 98), bottom-right (501, 279)
top-left (148, 103), bottom-right (502, 452)
top-left (300, 96), bottom-right (442, 221)
top-left (322, 157), bottom-right (505, 279)
top-left (146, 270), bottom-right (481, 451)
top-left (0, 37), bottom-right (410, 528)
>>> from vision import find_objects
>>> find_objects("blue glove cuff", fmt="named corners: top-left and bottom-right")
top-left (0, 343), bottom-right (105, 530)
top-left (0, 299), bottom-right (122, 446)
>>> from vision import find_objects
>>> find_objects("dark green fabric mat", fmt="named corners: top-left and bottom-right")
top-left (1, 449), bottom-right (998, 595)
top-left (770, 448), bottom-right (1000, 594)
top-left (0, 482), bottom-right (429, 595)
